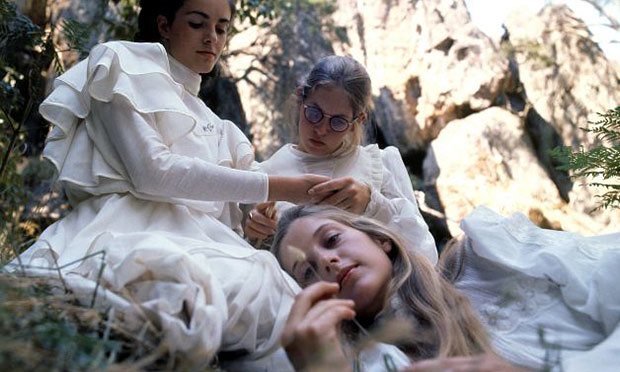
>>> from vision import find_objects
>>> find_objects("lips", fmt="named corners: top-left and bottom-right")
top-left (309, 138), bottom-right (324, 146)
top-left (197, 50), bottom-right (216, 57)
top-left (336, 265), bottom-right (357, 288)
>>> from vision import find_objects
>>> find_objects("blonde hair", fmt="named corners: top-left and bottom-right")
top-left (272, 205), bottom-right (493, 360)
top-left (295, 55), bottom-right (372, 152)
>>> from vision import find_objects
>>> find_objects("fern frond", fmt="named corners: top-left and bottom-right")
top-left (551, 106), bottom-right (620, 210)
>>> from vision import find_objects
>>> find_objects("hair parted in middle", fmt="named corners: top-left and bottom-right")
top-left (271, 204), bottom-right (493, 361)
top-left (134, 0), bottom-right (237, 78)
top-left (295, 55), bottom-right (373, 151)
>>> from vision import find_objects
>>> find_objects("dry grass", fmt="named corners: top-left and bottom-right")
top-left (0, 273), bottom-right (223, 371)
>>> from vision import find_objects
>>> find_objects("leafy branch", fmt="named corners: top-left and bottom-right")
top-left (550, 106), bottom-right (620, 209)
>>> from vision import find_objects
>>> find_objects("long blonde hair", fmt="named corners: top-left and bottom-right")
top-left (272, 205), bottom-right (493, 360)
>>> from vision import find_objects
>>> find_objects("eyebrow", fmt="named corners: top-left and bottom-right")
top-left (315, 223), bottom-right (332, 240)
top-left (185, 10), bottom-right (231, 24)
top-left (306, 102), bottom-right (353, 121)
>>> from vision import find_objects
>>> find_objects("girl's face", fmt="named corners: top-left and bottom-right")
top-left (297, 85), bottom-right (357, 156)
top-left (279, 216), bottom-right (393, 319)
top-left (158, 0), bottom-right (231, 74)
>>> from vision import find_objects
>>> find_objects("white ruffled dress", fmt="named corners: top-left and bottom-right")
top-left (260, 144), bottom-right (438, 264)
top-left (16, 41), bottom-right (299, 365)
top-left (457, 206), bottom-right (620, 372)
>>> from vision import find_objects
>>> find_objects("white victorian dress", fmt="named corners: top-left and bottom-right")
top-left (15, 40), bottom-right (297, 365)
top-left (457, 206), bottom-right (620, 372)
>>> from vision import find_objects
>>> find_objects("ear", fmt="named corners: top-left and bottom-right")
top-left (294, 86), bottom-right (304, 100)
top-left (377, 238), bottom-right (392, 254)
top-left (356, 112), bottom-right (367, 125)
top-left (157, 15), bottom-right (170, 40)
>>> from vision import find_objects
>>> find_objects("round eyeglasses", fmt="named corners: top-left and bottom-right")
top-left (302, 104), bottom-right (356, 132)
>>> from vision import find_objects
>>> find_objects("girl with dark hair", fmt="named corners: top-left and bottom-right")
top-left (245, 55), bottom-right (437, 264)
top-left (14, 0), bottom-right (329, 366)
top-left (272, 205), bottom-right (620, 371)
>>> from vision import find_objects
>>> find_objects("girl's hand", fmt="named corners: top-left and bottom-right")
top-left (400, 354), bottom-right (531, 372)
top-left (268, 174), bottom-right (331, 204)
top-left (282, 282), bottom-right (356, 372)
top-left (244, 202), bottom-right (277, 241)
top-left (308, 177), bottom-right (371, 214)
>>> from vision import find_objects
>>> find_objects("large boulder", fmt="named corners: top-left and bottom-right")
top-left (423, 107), bottom-right (612, 236)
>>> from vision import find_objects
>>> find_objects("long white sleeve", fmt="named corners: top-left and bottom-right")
top-left (91, 96), bottom-right (268, 204)
top-left (364, 147), bottom-right (437, 263)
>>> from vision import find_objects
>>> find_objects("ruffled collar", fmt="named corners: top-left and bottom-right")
top-left (289, 143), bottom-right (357, 162)
top-left (168, 55), bottom-right (201, 96)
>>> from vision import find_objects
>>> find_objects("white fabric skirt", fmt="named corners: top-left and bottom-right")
top-left (16, 193), bottom-right (299, 365)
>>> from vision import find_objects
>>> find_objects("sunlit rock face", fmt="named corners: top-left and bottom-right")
top-left (330, 0), bottom-right (509, 152)
top-left (423, 107), bottom-right (611, 237)
top-left (505, 5), bottom-right (620, 229)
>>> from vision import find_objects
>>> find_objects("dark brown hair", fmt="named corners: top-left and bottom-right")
top-left (135, 0), bottom-right (237, 42)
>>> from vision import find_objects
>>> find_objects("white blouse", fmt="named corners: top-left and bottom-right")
top-left (457, 206), bottom-right (620, 372)
top-left (42, 41), bottom-right (268, 220)
top-left (260, 143), bottom-right (438, 263)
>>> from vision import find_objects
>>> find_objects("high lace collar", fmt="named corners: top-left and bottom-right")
top-left (289, 142), bottom-right (357, 162)
top-left (168, 55), bottom-right (202, 96)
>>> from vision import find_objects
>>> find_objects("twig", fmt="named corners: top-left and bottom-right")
top-left (90, 250), bottom-right (107, 308)
top-left (0, 98), bottom-right (32, 181)
top-left (49, 241), bottom-right (69, 294)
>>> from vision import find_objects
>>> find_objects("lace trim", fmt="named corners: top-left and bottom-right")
top-left (479, 276), bottom-right (558, 333)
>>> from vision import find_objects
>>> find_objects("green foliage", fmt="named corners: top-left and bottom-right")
top-left (61, 18), bottom-right (92, 55)
top-left (235, 0), bottom-right (336, 28)
top-left (104, 0), bottom-right (140, 41)
top-left (0, 275), bottom-right (120, 371)
top-left (550, 107), bottom-right (620, 209)
top-left (237, 0), bottom-right (284, 26)
top-left (0, 0), bottom-right (60, 261)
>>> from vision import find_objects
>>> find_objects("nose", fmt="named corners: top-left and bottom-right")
top-left (203, 26), bottom-right (217, 44)
top-left (313, 118), bottom-right (330, 136)
top-left (317, 251), bottom-right (339, 281)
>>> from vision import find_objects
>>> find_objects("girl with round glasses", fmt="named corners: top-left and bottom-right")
top-left (245, 55), bottom-right (437, 264)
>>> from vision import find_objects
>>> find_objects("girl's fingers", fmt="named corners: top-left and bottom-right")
top-left (256, 201), bottom-right (276, 216)
top-left (288, 304), bottom-right (355, 346)
top-left (245, 224), bottom-right (270, 240)
top-left (248, 208), bottom-right (277, 229)
top-left (317, 190), bottom-right (349, 207)
top-left (302, 298), bottom-right (356, 324)
top-left (308, 178), bottom-right (346, 194)
top-left (283, 282), bottom-right (341, 340)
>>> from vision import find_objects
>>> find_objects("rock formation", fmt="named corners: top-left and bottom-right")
top-left (226, 0), bottom-right (620, 239)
